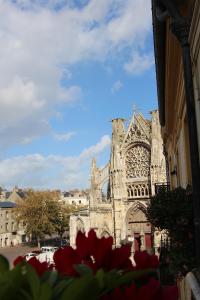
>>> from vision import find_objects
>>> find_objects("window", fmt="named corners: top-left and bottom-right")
top-left (11, 222), bottom-right (14, 231)
top-left (79, 200), bottom-right (81, 204)
top-left (5, 223), bottom-right (8, 231)
top-left (125, 145), bottom-right (150, 179)
top-left (5, 211), bottom-right (9, 219)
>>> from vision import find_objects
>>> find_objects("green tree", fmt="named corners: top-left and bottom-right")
top-left (145, 187), bottom-right (195, 275)
top-left (53, 204), bottom-right (73, 242)
top-left (15, 190), bottom-right (60, 248)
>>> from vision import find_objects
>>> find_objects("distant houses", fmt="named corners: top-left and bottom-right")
top-left (0, 201), bottom-right (25, 247)
top-left (59, 189), bottom-right (89, 207)
top-left (0, 186), bottom-right (88, 247)
top-left (0, 187), bottom-right (26, 247)
top-left (0, 186), bottom-right (26, 203)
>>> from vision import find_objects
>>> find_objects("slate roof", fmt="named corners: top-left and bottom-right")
top-left (0, 201), bottom-right (16, 208)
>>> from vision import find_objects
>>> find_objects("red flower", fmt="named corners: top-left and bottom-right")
top-left (53, 230), bottom-right (134, 276)
top-left (28, 257), bottom-right (49, 276)
top-left (108, 245), bottom-right (133, 271)
top-left (13, 255), bottom-right (50, 276)
top-left (134, 251), bottom-right (159, 270)
top-left (137, 278), bottom-right (161, 300)
top-left (53, 246), bottom-right (81, 276)
top-left (101, 279), bottom-right (178, 300)
top-left (160, 285), bottom-right (179, 300)
top-left (13, 256), bottom-right (25, 266)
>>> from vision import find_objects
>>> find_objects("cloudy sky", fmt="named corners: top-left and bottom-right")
top-left (0, 0), bottom-right (157, 190)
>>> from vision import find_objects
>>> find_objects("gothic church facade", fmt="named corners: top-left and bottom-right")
top-left (70, 110), bottom-right (166, 252)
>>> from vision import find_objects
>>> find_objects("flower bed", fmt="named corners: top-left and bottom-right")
top-left (0, 230), bottom-right (178, 299)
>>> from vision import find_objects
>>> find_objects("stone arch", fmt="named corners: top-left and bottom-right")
top-left (76, 218), bottom-right (85, 233)
top-left (100, 231), bottom-right (111, 238)
top-left (100, 179), bottom-right (110, 202)
top-left (125, 203), bottom-right (152, 252)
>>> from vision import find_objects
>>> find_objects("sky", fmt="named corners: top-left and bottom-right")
top-left (0, 0), bottom-right (158, 190)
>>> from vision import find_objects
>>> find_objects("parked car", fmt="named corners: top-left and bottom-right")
top-left (25, 252), bottom-right (38, 261)
top-left (37, 252), bottom-right (54, 264)
top-left (41, 246), bottom-right (58, 253)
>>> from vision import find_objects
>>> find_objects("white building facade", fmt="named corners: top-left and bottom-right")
top-left (0, 202), bottom-right (25, 247)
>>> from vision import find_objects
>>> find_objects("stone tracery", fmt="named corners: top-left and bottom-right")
top-left (125, 145), bottom-right (151, 179)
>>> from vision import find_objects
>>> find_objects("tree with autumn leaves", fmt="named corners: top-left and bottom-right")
top-left (15, 190), bottom-right (77, 248)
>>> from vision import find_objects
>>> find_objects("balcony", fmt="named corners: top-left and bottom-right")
top-left (155, 183), bottom-right (170, 195)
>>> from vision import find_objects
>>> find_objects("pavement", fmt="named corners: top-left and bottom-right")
top-left (0, 244), bottom-right (39, 267)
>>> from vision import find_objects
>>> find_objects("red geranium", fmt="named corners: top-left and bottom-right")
top-left (53, 230), bottom-right (134, 276)
top-left (134, 250), bottom-right (159, 270)
top-left (13, 255), bottom-right (25, 266)
top-left (13, 255), bottom-right (50, 276)
top-left (101, 279), bottom-right (178, 300)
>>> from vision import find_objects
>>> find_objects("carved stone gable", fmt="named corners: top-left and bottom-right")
top-left (123, 115), bottom-right (151, 146)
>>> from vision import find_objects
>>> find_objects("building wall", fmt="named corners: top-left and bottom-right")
top-left (61, 196), bottom-right (89, 206)
top-left (69, 213), bottom-right (90, 248)
top-left (159, 0), bottom-right (200, 190)
top-left (190, 0), bottom-right (200, 161)
top-left (0, 207), bottom-right (25, 247)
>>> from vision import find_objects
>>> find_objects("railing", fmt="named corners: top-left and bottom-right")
top-left (159, 234), bottom-right (174, 285)
top-left (155, 183), bottom-right (170, 195)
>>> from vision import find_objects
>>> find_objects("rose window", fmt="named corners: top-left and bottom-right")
top-left (126, 145), bottom-right (150, 178)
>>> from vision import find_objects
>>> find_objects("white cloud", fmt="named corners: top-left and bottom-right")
top-left (0, 76), bottom-right (82, 149)
top-left (0, 135), bottom-right (111, 189)
top-left (54, 131), bottom-right (76, 142)
top-left (123, 52), bottom-right (154, 75)
top-left (0, 0), bottom-right (152, 150)
top-left (80, 135), bottom-right (111, 159)
top-left (111, 80), bottom-right (123, 93)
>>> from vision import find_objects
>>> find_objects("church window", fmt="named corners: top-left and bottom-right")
top-left (125, 145), bottom-right (150, 179)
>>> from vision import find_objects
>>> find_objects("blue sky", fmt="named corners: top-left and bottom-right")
top-left (0, 0), bottom-right (157, 190)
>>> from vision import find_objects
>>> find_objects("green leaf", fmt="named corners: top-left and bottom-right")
top-left (53, 278), bottom-right (74, 299)
top-left (0, 255), bottom-right (9, 273)
top-left (60, 274), bottom-right (99, 300)
top-left (41, 270), bottom-right (58, 287)
top-left (38, 283), bottom-right (52, 300)
top-left (25, 265), bottom-right (40, 300)
top-left (115, 269), bottom-right (156, 286)
top-left (95, 269), bottom-right (105, 289)
top-left (74, 264), bottom-right (93, 276)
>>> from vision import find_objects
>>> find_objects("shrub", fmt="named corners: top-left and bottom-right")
top-left (146, 187), bottom-right (195, 275)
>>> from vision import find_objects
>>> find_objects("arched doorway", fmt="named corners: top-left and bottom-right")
top-left (76, 218), bottom-right (85, 233)
top-left (101, 231), bottom-right (110, 238)
top-left (126, 206), bottom-right (152, 252)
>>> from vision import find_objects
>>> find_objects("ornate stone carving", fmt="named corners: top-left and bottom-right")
top-left (127, 182), bottom-right (150, 198)
top-left (125, 124), bottom-right (148, 144)
top-left (125, 145), bottom-right (150, 178)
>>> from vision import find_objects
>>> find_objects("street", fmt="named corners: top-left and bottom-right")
top-left (0, 244), bottom-right (38, 267)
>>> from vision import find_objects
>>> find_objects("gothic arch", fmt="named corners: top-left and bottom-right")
top-left (76, 218), bottom-right (85, 233)
top-left (125, 203), bottom-right (152, 251)
top-left (125, 203), bottom-right (150, 236)
top-left (100, 230), bottom-right (111, 238)
top-left (100, 179), bottom-right (110, 202)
